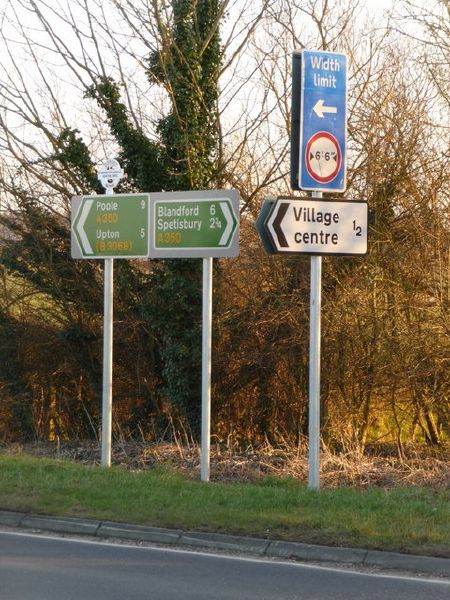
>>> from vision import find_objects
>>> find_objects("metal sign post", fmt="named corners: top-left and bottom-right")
top-left (201, 256), bottom-right (213, 482)
top-left (258, 191), bottom-right (367, 488)
top-left (291, 49), bottom-right (350, 489)
top-left (308, 192), bottom-right (322, 490)
top-left (300, 50), bottom-right (348, 489)
top-left (71, 184), bottom-right (149, 466)
top-left (147, 189), bottom-right (240, 483)
top-left (97, 159), bottom-right (123, 467)
top-left (102, 256), bottom-right (114, 467)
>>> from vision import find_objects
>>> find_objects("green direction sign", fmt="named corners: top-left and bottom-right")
top-left (149, 190), bottom-right (239, 258)
top-left (71, 194), bottom-right (149, 259)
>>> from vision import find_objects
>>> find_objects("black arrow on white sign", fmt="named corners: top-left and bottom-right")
top-left (271, 202), bottom-right (289, 248)
top-left (264, 197), bottom-right (368, 255)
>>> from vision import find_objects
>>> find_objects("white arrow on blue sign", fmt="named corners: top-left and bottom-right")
top-left (299, 49), bottom-right (347, 192)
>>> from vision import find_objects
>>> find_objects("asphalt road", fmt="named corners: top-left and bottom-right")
top-left (0, 530), bottom-right (449, 600)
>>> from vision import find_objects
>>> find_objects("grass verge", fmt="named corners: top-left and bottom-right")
top-left (0, 454), bottom-right (448, 557)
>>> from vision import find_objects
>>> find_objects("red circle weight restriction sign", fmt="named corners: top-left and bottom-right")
top-left (305, 132), bottom-right (341, 183)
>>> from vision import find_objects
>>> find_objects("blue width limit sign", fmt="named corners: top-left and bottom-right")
top-left (298, 50), bottom-right (347, 193)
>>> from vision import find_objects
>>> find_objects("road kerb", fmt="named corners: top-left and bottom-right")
top-left (0, 510), bottom-right (448, 577)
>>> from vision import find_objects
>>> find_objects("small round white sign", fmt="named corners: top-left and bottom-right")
top-left (97, 159), bottom-right (124, 191)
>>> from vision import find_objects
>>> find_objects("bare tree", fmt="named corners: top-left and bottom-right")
top-left (0, 0), bottom-right (448, 448)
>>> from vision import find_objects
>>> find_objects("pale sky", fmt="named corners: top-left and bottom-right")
top-left (0, 0), bottom-right (446, 181)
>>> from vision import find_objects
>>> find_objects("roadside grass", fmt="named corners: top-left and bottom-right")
top-left (0, 454), bottom-right (448, 557)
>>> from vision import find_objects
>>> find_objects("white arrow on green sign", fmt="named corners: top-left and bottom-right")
top-left (149, 190), bottom-right (239, 258)
top-left (71, 193), bottom-right (149, 259)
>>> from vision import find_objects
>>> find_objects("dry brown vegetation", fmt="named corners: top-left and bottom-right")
top-left (2, 441), bottom-right (448, 490)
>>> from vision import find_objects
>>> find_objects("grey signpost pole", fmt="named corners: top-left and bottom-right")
top-left (308, 192), bottom-right (322, 490)
top-left (201, 256), bottom-right (213, 482)
top-left (102, 256), bottom-right (113, 467)
top-left (97, 159), bottom-right (124, 467)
